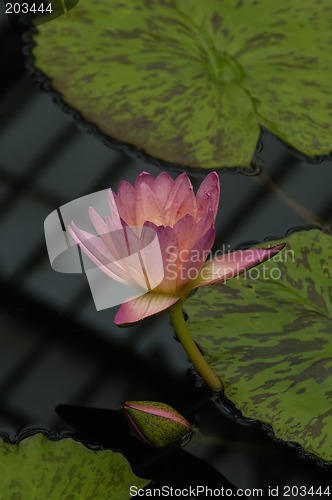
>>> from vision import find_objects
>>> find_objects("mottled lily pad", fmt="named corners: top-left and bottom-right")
top-left (31, 0), bottom-right (332, 170)
top-left (0, 432), bottom-right (149, 499)
top-left (184, 228), bottom-right (332, 461)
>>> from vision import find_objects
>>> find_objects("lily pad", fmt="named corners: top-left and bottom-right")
top-left (30, 0), bottom-right (332, 170)
top-left (184, 228), bottom-right (332, 461)
top-left (0, 432), bottom-right (149, 499)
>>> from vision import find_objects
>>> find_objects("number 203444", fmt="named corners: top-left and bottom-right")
top-left (276, 485), bottom-right (330, 497)
top-left (5, 2), bottom-right (53, 14)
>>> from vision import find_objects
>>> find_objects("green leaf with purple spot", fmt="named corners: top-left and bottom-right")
top-left (0, 433), bottom-right (149, 499)
top-left (32, 0), bottom-right (332, 169)
top-left (184, 228), bottom-right (332, 461)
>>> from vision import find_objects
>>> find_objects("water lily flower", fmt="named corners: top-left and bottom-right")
top-left (122, 401), bottom-right (193, 447)
top-left (68, 171), bottom-right (285, 392)
top-left (68, 171), bottom-right (283, 324)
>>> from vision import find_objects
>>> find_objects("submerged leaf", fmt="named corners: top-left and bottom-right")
top-left (31, 1), bottom-right (332, 169)
top-left (0, 433), bottom-right (149, 499)
top-left (184, 228), bottom-right (332, 461)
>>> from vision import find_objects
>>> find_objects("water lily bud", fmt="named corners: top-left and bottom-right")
top-left (122, 401), bottom-right (193, 447)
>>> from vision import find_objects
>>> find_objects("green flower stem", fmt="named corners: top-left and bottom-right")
top-left (169, 302), bottom-right (223, 393)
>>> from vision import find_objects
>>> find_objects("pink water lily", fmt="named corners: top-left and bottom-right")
top-left (68, 171), bottom-right (284, 327)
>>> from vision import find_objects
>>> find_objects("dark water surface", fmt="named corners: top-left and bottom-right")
top-left (1, 6), bottom-right (332, 496)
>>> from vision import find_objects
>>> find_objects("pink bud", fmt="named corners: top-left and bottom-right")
top-left (122, 401), bottom-right (193, 447)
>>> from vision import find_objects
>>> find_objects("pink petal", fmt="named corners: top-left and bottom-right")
top-left (116, 181), bottom-right (137, 226)
top-left (189, 208), bottom-right (214, 248)
top-left (89, 207), bottom-right (122, 261)
top-left (134, 171), bottom-right (155, 190)
top-left (69, 223), bottom-right (114, 264)
top-left (139, 224), bottom-right (166, 290)
top-left (196, 190), bottom-right (218, 221)
top-left (177, 225), bottom-right (216, 289)
top-left (115, 292), bottom-right (180, 325)
top-left (108, 190), bottom-right (122, 228)
top-left (164, 173), bottom-right (196, 224)
top-left (67, 223), bottom-right (133, 285)
top-left (108, 220), bottom-right (160, 290)
top-left (144, 222), bottom-right (179, 294)
top-left (189, 243), bottom-right (286, 289)
top-left (69, 221), bottom-right (155, 290)
top-left (175, 185), bottom-right (197, 221)
top-left (136, 181), bottom-right (163, 227)
top-left (173, 214), bottom-right (197, 255)
top-left (196, 172), bottom-right (220, 220)
top-left (119, 221), bottom-right (164, 290)
top-left (100, 215), bottom-right (129, 261)
top-left (173, 210), bottom-right (214, 258)
top-left (154, 172), bottom-right (175, 207)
